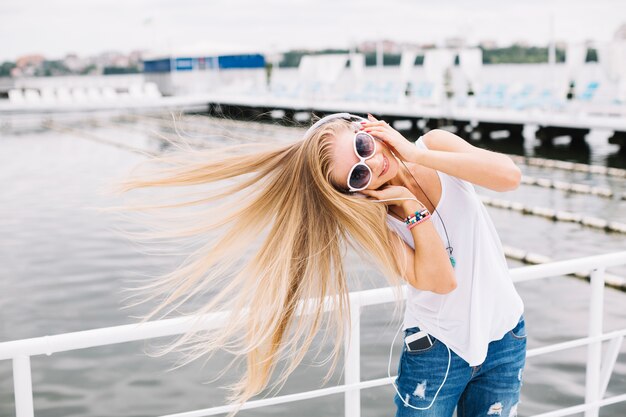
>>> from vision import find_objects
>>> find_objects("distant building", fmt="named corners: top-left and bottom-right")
top-left (512, 40), bottom-right (531, 48)
top-left (357, 40), bottom-right (401, 54)
top-left (13, 54), bottom-right (45, 77)
top-left (142, 46), bottom-right (266, 96)
top-left (15, 54), bottom-right (45, 68)
top-left (91, 51), bottom-right (133, 72)
top-left (479, 40), bottom-right (498, 49)
top-left (64, 53), bottom-right (89, 73)
top-left (397, 41), bottom-right (422, 51)
top-left (382, 40), bottom-right (402, 54)
top-left (356, 41), bottom-right (376, 53)
top-left (445, 37), bottom-right (466, 49)
top-left (555, 41), bottom-right (568, 50)
top-left (128, 50), bottom-right (145, 67)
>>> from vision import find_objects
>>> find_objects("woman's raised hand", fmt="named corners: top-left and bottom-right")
top-left (360, 114), bottom-right (420, 163)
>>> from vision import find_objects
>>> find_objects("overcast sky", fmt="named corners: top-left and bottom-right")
top-left (1, 0), bottom-right (625, 61)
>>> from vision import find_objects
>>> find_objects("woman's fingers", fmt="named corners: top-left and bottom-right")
top-left (360, 185), bottom-right (415, 208)
top-left (360, 120), bottom-right (415, 162)
top-left (364, 129), bottom-right (394, 145)
top-left (360, 121), bottom-right (387, 128)
top-left (361, 185), bottom-right (395, 199)
top-left (360, 189), bottom-right (386, 201)
top-left (363, 126), bottom-right (388, 134)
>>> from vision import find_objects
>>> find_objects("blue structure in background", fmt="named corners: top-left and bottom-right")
top-left (142, 58), bottom-right (171, 73)
top-left (143, 54), bottom-right (265, 73)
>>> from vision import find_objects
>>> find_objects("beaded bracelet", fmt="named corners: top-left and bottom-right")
top-left (407, 213), bottom-right (431, 230)
top-left (404, 208), bottom-right (430, 225)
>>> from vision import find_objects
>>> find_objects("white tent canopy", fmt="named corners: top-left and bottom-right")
top-left (349, 53), bottom-right (365, 80)
top-left (423, 49), bottom-right (455, 84)
top-left (459, 48), bottom-right (483, 87)
top-left (298, 54), bottom-right (349, 84)
top-left (597, 41), bottom-right (626, 82)
top-left (565, 43), bottom-right (588, 80)
top-left (399, 50), bottom-right (418, 85)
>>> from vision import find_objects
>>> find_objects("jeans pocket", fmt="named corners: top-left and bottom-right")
top-left (508, 315), bottom-right (527, 339)
top-left (395, 338), bottom-right (454, 413)
top-left (403, 326), bottom-right (439, 355)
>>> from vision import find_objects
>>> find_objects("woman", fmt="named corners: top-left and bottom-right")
top-left (339, 113), bottom-right (526, 417)
top-left (110, 112), bottom-right (526, 417)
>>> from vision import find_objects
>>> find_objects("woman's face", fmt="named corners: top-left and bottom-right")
top-left (329, 125), bottom-right (399, 192)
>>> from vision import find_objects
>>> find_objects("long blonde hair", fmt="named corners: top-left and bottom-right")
top-left (105, 117), bottom-right (408, 415)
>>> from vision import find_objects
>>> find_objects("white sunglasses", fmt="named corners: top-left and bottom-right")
top-left (304, 113), bottom-right (379, 192)
top-left (346, 130), bottom-right (378, 191)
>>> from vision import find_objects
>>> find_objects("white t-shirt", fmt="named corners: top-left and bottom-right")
top-left (385, 136), bottom-right (524, 367)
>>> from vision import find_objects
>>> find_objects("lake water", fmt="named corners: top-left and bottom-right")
top-left (0, 113), bottom-right (625, 417)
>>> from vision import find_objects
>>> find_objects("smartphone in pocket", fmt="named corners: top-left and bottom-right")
top-left (405, 330), bottom-right (433, 352)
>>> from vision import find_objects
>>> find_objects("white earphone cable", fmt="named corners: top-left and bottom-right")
top-left (371, 196), bottom-right (451, 410)
top-left (386, 300), bottom-right (450, 410)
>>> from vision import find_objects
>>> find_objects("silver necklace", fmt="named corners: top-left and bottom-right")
top-left (399, 159), bottom-right (456, 268)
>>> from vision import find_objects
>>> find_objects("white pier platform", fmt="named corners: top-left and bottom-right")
top-left (2, 92), bottom-right (626, 134)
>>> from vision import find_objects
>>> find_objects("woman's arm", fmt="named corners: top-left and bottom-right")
top-left (361, 116), bottom-right (522, 192)
top-left (392, 237), bottom-right (457, 294)
top-left (416, 129), bottom-right (522, 192)
top-left (398, 199), bottom-right (457, 294)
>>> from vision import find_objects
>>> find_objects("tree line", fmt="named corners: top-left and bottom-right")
top-left (0, 46), bottom-right (599, 77)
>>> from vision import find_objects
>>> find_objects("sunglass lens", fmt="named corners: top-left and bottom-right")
top-left (355, 132), bottom-right (375, 158)
top-left (349, 164), bottom-right (371, 190)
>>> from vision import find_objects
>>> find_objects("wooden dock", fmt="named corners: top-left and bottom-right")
top-left (199, 93), bottom-right (626, 151)
top-left (2, 92), bottom-right (626, 151)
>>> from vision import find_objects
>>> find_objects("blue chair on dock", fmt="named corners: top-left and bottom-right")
top-left (474, 83), bottom-right (508, 108)
top-left (272, 82), bottom-right (303, 99)
top-left (379, 81), bottom-right (402, 103)
top-left (529, 88), bottom-right (566, 111)
top-left (578, 81), bottom-right (599, 102)
top-left (475, 84), bottom-right (494, 107)
top-left (488, 84), bottom-right (509, 108)
top-left (507, 84), bottom-right (535, 111)
top-left (304, 81), bottom-right (323, 99)
top-left (270, 83), bottom-right (288, 97)
top-left (411, 81), bottom-right (434, 100)
top-left (535, 89), bottom-right (554, 108)
top-left (344, 80), bottom-right (378, 102)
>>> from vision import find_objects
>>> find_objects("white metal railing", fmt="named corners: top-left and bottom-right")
top-left (1, 251), bottom-right (625, 417)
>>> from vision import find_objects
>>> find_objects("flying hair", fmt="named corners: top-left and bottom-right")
top-left (99, 113), bottom-right (409, 416)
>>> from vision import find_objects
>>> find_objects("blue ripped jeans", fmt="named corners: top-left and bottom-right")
top-left (394, 314), bottom-right (527, 417)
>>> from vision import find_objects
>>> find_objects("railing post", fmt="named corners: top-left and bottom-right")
top-left (344, 299), bottom-right (361, 417)
top-left (599, 335), bottom-right (624, 398)
top-left (13, 355), bottom-right (35, 417)
top-left (584, 267), bottom-right (605, 417)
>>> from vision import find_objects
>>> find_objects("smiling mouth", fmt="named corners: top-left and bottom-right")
top-left (381, 155), bottom-right (389, 176)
